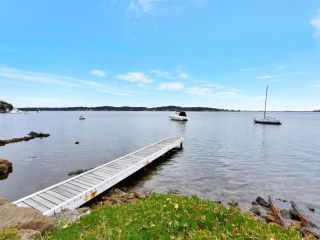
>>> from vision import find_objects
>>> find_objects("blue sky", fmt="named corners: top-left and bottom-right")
top-left (0, 0), bottom-right (320, 110)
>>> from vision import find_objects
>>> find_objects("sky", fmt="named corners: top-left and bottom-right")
top-left (0, 0), bottom-right (320, 110)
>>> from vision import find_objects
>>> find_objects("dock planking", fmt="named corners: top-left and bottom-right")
top-left (13, 136), bottom-right (183, 216)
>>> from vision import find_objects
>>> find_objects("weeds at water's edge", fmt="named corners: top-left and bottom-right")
top-left (41, 194), bottom-right (303, 240)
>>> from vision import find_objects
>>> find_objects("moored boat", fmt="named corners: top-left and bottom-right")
top-left (254, 86), bottom-right (282, 125)
top-left (254, 117), bottom-right (281, 125)
top-left (9, 108), bottom-right (24, 114)
top-left (169, 111), bottom-right (188, 121)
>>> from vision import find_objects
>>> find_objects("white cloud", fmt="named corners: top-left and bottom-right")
top-left (277, 65), bottom-right (287, 70)
top-left (81, 81), bottom-right (129, 96)
top-left (0, 44), bottom-right (16, 53)
top-left (126, 0), bottom-right (203, 17)
top-left (256, 75), bottom-right (278, 79)
top-left (256, 75), bottom-right (284, 82)
top-left (241, 67), bottom-right (256, 72)
top-left (311, 9), bottom-right (320, 41)
top-left (184, 87), bottom-right (213, 96)
top-left (184, 86), bottom-right (240, 99)
top-left (117, 72), bottom-right (153, 84)
top-left (90, 69), bottom-right (107, 78)
top-left (158, 82), bottom-right (183, 91)
top-left (312, 80), bottom-right (320, 88)
top-left (175, 66), bottom-right (189, 79)
top-left (127, 0), bottom-right (158, 15)
top-left (0, 67), bottom-right (79, 88)
top-left (0, 66), bottom-right (128, 96)
top-left (149, 69), bottom-right (172, 79)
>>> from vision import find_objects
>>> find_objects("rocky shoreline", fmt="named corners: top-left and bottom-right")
top-left (0, 188), bottom-right (319, 239)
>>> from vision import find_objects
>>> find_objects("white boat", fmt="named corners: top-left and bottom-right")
top-left (169, 111), bottom-right (188, 121)
top-left (79, 115), bottom-right (86, 120)
top-left (9, 108), bottom-right (24, 114)
top-left (254, 86), bottom-right (281, 125)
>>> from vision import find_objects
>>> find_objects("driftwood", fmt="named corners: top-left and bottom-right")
top-left (268, 197), bottom-right (287, 227)
top-left (291, 201), bottom-right (310, 226)
top-left (291, 201), bottom-right (318, 228)
top-left (300, 227), bottom-right (320, 239)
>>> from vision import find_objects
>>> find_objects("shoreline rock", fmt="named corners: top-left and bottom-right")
top-left (0, 198), bottom-right (53, 234)
top-left (0, 131), bottom-right (50, 147)
top-left (0, 159), bottom-right (13, 180)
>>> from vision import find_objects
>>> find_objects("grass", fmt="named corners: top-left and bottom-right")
top-left (0, 228), bottom-right (19, 240)
top-left (41, 194), bottom-right (302, 240)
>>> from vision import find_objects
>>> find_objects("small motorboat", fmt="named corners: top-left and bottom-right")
top-left (9, 108), bottom-right (24, 114)
top-left (169, 111), bottom-right (188, 121)
top-left (254, 86), bottom-right (282, 125)
top-left (79, 115), bottom-right (86, 120)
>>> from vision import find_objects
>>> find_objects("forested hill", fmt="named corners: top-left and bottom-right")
top-left (18, 106), bottom-right (240, 112)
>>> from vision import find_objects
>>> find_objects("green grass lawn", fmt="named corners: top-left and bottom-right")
top-left (41, 194), bottom-right (302, 240)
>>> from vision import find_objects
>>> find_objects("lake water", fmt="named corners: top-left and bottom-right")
top-left (0, 111), bottom-right (319, 223)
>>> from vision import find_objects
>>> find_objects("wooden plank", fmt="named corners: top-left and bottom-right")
top-left (57, 185), bottom-right (81, 196)
top-left (99, 166), bottom-right (121, 174)
top-left (16, 202), bottom-right (30, 208)
top-left (104, 164), bottom-right (124, 170)
top-left (91, 171), bottom-right (112, 178)
top-left (39, 192), bottom-right (64, 205)
top-left (85, 172), bottom-right (106, 181)
top-left (97, 167), bottom-right (119, 175)
top-left (51, 187), bottom-right (75, 199)
top-left (73, 178), bottom-right (95, 188)
top-left (79, 175), bottom-right (103, 184)
top-left (24, 199), bottom-right (49, 213)
top-left (63, 182), bottom-right (87, 192)
top-left (46, 190), bottom-right (70, 202)
top-left (118, 157), bottom-right (141, 164)
top-left (68, 180), bottom-right (91, 189)
top-left (108, 163), bottom-right (128, 169)
top-left (111, 161), bottom-right (136, 167)
top-left (32, 195), bottom-right (57, 209)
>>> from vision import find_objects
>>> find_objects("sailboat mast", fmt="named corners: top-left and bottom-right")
top-left (264, 86), bottom-right (268, 119)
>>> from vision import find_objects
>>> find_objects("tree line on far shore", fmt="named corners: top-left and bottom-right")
top-left (18, 106), bottom-right (240, 112)
top-left (0, 100), bottom-right (13, 113)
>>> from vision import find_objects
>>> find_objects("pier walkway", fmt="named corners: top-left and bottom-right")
top-left (13, 136), bottom-right (183, 216)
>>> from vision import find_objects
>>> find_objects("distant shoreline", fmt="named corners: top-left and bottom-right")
top-left (17, 106), bottom-right (240, 112)
top-left (15, 107), bottom-right (320, 112)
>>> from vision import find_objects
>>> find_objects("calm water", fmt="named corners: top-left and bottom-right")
top-left (0, 111), bottom-right (319, 222)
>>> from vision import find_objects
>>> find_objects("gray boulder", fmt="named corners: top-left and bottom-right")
top-left (0, 199), bottom-right (53, 234)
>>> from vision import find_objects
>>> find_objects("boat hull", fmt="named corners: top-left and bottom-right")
top-left (254, 119), bottom-right (281, 125)
top-left (170, 116), bottom-right (188, 121)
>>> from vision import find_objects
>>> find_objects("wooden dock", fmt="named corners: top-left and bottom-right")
top-left (13, 136), bottom-right (183, 216)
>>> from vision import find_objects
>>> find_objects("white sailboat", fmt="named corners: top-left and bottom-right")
top-left (254, 86), bottom-right (282, 125)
